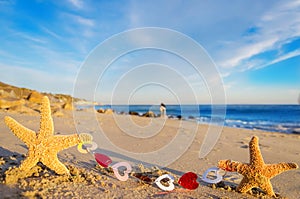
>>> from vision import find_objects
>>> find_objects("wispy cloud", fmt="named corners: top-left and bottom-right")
top-left (0, 0), bottom-right (298, 104)
top-left (125, 0), bottom-right (300, 79)
top-left (254, 48), bottom-right (300, 70)
top-left (0, 63), bottom-right (76, 94)
top-left (16, 32), bottom-right (47, 44)
top-left (67, 0), bottom-right (84, 9)
top-left (216, 0), bottom-right (300, 73)
top-left (0, 0), bottom-right (14, 5)
top-left (28, 44), bottom-right (81, 72)
top-left (61, 12), bottom-right (95, 28)
top-left (40, 26), bottom-right (63, 40)
top-left (76, 15), bottom-right (94, 27)
top-left (219, 37), bottom-right (278, 69)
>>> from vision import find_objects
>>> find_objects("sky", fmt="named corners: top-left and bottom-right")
top-left (0, 0), bottom-right (299, 104)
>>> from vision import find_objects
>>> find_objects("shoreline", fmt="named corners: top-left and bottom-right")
top-left (77, 104), bottom-right (300, 135)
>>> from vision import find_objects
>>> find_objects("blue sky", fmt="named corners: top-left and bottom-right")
top-left (0, 0), bottom-right (299, 104)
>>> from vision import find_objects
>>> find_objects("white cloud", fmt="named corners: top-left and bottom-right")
top-left (2, 0), bottom-right (299, 104)
top-left (28, 44), bottom-right (81, 72)
top-left (220, 37), bottom-right (278, 69)
top-left (254, 49), bottom-right (300, 70)
top-left (41, 26), bottom-right (63, 40)
top-left (53, 11), bottom-right (99, 54)
top-left (62, 12), bottom-right (95, 28)
top-left (67, 0), bottom-right (83, 9)
top-left (16, 32), bottom-right (47, 44)
top-left (217, 0), bottom-right (300, 72)
top-left (76, 16), bottom-right (94, 27)
top-left (125, 0), bottom-right (300, 80)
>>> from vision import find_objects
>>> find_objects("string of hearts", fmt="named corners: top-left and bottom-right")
top-left (78, 133), bottom-right (226, 191)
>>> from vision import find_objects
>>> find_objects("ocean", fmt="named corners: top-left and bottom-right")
top-left (92, 104), bottom-right (300, 134)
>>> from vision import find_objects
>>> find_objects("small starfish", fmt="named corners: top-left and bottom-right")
top-left (4, 96), bottom-right (80, 175)
top-left (218, 136), bottom-right (298, 196)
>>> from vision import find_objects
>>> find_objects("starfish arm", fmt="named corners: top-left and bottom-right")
top-left (264, 162), bottom-right (298, 178)
top-left (18, 155), bottom-right (39, 171)
top-left (259, 179), bottom-right (276, 196)
top-left (236, 177), bottom-right (256, 193)
top-left (218, 160), bottom-right (249, 174)
top-left (5, 155), bottom-right (39, 184)
top-left (249, 136), bottom-right (265, 166)
top-left (50, 134), bottom-right (81, 152)
top-left (38, 96), bottom-right (54, 138)
top-left (4, 116), bottom-right (36, 146)
top-left (41, 155), bottom-right (70, 175)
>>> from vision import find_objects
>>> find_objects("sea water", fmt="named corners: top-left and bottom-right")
top-left (92, 104), bottom-right (300, 134)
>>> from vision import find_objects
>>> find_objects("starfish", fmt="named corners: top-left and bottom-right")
top-left (4, 96), bottom-right (81, 176)
top-left (218, 136), bottom-right (298, 196)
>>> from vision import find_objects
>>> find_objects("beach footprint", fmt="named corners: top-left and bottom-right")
top-left (239, 138), bottom-right (271, 151)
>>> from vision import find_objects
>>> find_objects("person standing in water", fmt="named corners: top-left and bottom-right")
top-left (160, 103), bottom-right (166, 118)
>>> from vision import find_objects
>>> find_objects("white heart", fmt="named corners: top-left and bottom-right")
top-left (155, 174), bottom-right (175, 191)
top-left (201, 167), bottom-right (223, 184)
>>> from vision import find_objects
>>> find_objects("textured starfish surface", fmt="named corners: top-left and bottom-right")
top-left (4, 96), bottom-right (81, 175)
top-left (218, 136), bottom-right (298, 196)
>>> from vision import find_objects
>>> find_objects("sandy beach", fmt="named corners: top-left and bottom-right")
top-left (0, 109), bottom-right (299, 199)
top-left (1, 0), bottom-right (300, 198)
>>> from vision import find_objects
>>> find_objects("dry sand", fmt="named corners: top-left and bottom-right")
top-left (0, 110), bottom-right (299, 198)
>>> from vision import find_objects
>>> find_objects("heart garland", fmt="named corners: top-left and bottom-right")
top-left (77, 133), bottom-right (225, 191)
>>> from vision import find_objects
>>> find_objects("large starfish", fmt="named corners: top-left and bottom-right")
top-left (4, 96), bottom-right (81, 175)
top-left (218, 136), bottom-right (298, 196)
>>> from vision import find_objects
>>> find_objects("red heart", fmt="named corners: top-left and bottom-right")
top-left (94, 153), bottom-right (112, 167)
top-left (178, 172), bottom-right (199, 190)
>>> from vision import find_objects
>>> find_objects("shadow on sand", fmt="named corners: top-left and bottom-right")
top-left (0, 146), bottom-right (24, 198)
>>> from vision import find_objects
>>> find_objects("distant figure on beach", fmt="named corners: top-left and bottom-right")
top-left (160, 103), bottom-right (166, 118)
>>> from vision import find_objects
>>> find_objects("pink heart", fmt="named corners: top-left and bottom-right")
top-left (94, 153), bottom-right (112, 168)
top-left (178, 172), bottom-right (199, 190)
top-left (111, 162), bottom-right (132, 181)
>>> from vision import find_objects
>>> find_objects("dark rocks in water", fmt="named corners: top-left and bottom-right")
top-left (142, 111), bottom-right (156, 118)
top-left (104, 109), bottom-right (114, 114)
top-left (97, 108), bottom-right (114, 114)
top-left (129, 111), bottom-right (139, 116)
top-left (188, 116), bottom-right (195, 119)
top-left (292, 128), bottom-right (300, 134)
top-left (97, 108), bottom-right (105, 113)
top-left (177, 115), bottom-right (182, 120)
